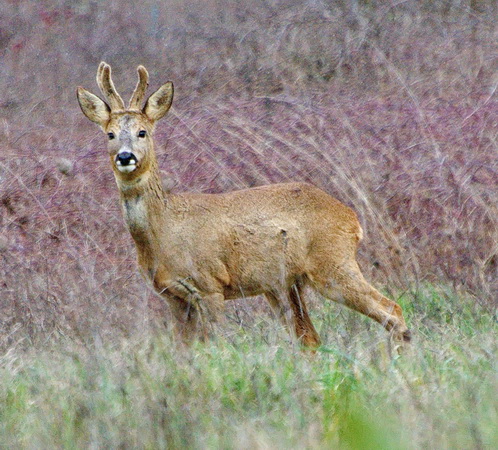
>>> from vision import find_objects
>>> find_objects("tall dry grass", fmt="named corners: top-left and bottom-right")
top-left (0, 0), bottom-right (497, 349)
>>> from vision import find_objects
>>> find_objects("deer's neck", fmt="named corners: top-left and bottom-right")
top-left (117, 162), bottom-right (167, 263)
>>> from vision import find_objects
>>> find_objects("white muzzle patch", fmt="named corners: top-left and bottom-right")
top-left (115, 151), bottom-right (138, 173)
top-left (116, 163), bottom-right (137, 173)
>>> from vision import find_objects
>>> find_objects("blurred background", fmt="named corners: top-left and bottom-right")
top-left (1, 0), bottom-right (496, 349)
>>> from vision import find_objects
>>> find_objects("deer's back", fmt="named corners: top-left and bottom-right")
top-left (170, 182), bottom-right (359, 233)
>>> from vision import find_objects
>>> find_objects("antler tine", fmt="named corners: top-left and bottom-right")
top-left (96, 61), bottom-right (106, 96)
top-left (96, 62), bottom-right (125, 111)
top-left (128, 65), bottom-right (149, 110)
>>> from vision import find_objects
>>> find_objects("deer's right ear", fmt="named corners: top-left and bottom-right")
top-left (77, 87), bottom-right (111, 128)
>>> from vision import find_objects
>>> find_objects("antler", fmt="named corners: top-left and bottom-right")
top-left (128, 65), bottom-right (149, 110)
top-left (96, 62), bottom-right (125, 111)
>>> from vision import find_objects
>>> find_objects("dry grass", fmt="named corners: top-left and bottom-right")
top-left (1, 0), bottom-right (497, 348)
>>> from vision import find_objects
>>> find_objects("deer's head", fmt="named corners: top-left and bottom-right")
top-left (77, 62), bottom-right (173, 179)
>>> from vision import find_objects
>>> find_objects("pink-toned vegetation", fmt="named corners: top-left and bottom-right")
top-left (1, 0), bottom-right (496, 350)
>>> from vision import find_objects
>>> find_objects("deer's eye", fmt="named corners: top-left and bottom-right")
top-left (138, 130), bottom-right (147, 138)
top-left (108, 132), bottom-right (115, 140)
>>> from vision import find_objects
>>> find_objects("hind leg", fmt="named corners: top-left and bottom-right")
top-left (265, 283), bottom-right (321, 349)
top-left (289, 282), bottom-right (322, 348)
top-left (314, 263), bottom-right (411, 344)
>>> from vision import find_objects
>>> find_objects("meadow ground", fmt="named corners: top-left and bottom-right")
top-left (1, 1), bottom-right (497, 448)
top-left (0, 287), bottom-right (496, 449)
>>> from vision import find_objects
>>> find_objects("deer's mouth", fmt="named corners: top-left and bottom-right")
top-left (116, 151), bottom-right (138, 173)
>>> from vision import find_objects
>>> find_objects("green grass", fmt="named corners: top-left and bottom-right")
top-left (1, 287), bottom-right (496, 449)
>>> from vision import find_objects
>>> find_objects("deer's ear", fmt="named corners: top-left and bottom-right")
top-left (143, 82), bottom-right (173, 122)
top-left (77, 87), bottom-right (110, 128)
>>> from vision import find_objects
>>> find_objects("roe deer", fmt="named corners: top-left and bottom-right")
top-left (77, 62), bottom-right (411, 348)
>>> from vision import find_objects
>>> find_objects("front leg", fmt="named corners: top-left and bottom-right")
top-left (171, 278), bottom-right (226, 326)
top-left (152, 272), bottom-right (226, 342)
top-left (150, 271), bottom-right (204, 343)
top-left (200, 293), bottom-right (226, 322)
top-left (164, 293), bottom-right (203, 344)
top-left (188, 292), bottom-right (226, 341)
top-left (167, 292), bottom-right (226, 342)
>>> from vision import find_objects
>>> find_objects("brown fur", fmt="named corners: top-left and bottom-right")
top-left (77, 62), bottom-right (411, 348)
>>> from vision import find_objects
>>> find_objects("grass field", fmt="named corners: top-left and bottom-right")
top-left (1, 287), bottom-right (496, 449)
top-left (1, 1), bottom-right (497, 448)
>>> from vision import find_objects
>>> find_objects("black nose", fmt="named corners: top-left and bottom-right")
top-left (116, 152), bottom-right (136, 166)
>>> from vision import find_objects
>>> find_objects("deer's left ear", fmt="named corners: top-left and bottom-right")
top-left (143, 82), bottom-right (174, 122)
top-left (77, 87), bottom-right (110, 128)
